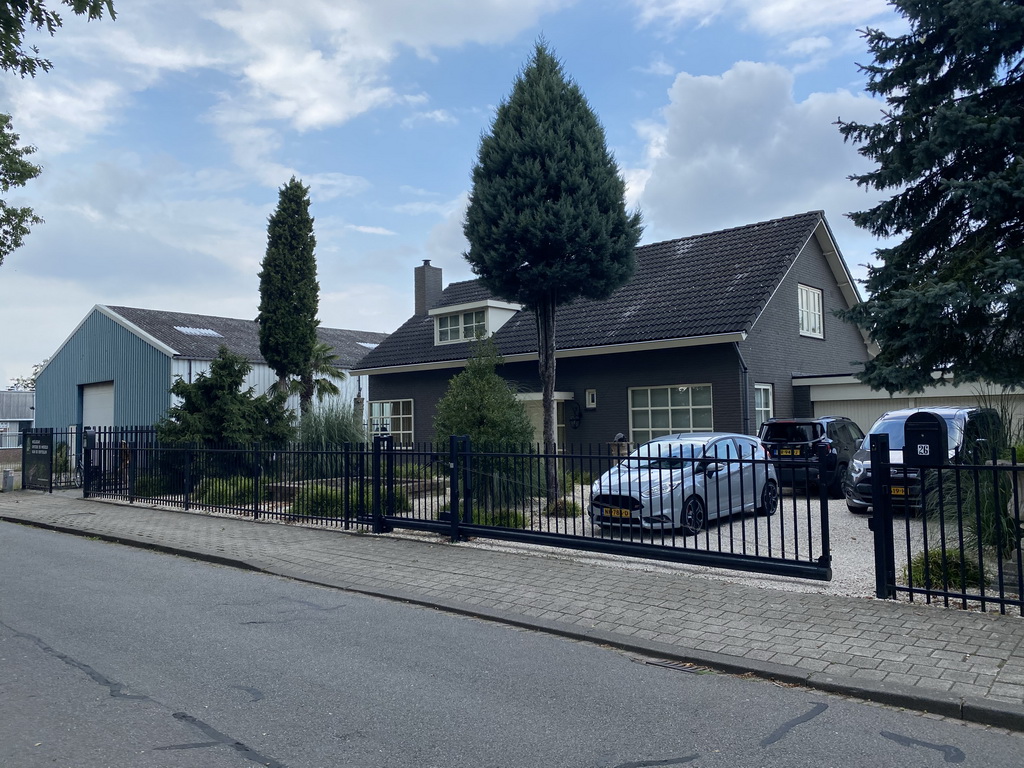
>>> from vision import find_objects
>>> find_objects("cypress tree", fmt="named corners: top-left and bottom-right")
top-left (837, 0), bottom-right (1024, 392)
top-left (464, 41), bottom-right (642, 499)
top-left (257, 177), bottom-right (320, 409)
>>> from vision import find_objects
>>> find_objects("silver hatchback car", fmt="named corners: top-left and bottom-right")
top-left (590, 433), bottom-right (779, 534)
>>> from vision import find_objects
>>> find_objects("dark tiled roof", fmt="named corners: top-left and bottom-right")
top-left (106, 306), bottom-right (388, 368)
top-left (356, 211), bottom-right (825, 370)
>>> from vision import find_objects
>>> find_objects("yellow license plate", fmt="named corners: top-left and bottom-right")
top-left (779, 448), bottom-right (797, 456)
top-left (891, 486), bottom-right (906, 496)
top-left (606, 508), bottom-right (632, 518)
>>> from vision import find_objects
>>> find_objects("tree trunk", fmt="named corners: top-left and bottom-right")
top-left (299, 374), bottom-right (313, 416)
top-left (536, 293), bottom-right (559, 506)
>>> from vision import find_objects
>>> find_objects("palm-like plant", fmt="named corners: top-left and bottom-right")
top-left (299, 341), bottom-right (345, 411)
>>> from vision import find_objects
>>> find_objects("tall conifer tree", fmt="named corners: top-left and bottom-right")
top-left (464, 41), bottom-right (642, 499)
top-left (838, 0), bottom-right (1024, 392)
top-left (257, 177), bottom-right (320, 411)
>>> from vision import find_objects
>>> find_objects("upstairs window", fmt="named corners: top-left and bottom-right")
top-left (798, 284), bottom-right (824, 338)
top-left (436, 310), bottom-right (486, 344)
top-left (754, 384), bottom-right (773, 427)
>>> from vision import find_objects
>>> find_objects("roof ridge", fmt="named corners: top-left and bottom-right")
top-left (638, 210), bottom-right (822, 252)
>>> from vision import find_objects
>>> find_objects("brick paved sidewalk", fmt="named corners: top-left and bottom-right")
top-left (2, 489), bottom-right (1024, 730)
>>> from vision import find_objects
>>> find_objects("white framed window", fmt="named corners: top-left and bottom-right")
top-left (798, 284), bottom-right (824, 338)
top-left (436, 310), bottom-right (486, 344)
top-left (628, 385), bottom-right (713, 444)
top-left (754, 384), bottom-right (774, 427)
top-left (369, 399), bottom-right (414, 444)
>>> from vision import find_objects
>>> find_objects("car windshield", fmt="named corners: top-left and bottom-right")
top-left (862, 415), bottom-right (963, 451)
top-left (628, 438), bottom-right (733, 469)
top-left (760, 422), bottom-right (823, 443)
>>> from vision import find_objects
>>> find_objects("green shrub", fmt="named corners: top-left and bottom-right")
top-left (545, 499), bottom-right (582, 517)
top-left (906, 549), bottom-right (984, 592)
top-left (292, 482), bottom-right (412, 517)
top-left (293, 484), bottom-right (346, 517)
top-left (132, 473), bottom-right (172, 498)
top-left (926, 468), bottom-right (1021, 559)
top-left (55, 442), bottom-right (71, 474)
top-left (194, 475), bottom-right (266, 507)
top-left (470, 507), bottom-right (528, 528)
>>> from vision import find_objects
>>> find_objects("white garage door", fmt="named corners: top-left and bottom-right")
top-left (82, 381), bottom-right (114, 427)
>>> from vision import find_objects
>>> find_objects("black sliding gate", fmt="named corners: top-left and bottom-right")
top-left (75, 429), bottom-right (833, 582)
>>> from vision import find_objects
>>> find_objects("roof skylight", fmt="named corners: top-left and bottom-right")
top-left (174, 326), bottom-right (223, 337)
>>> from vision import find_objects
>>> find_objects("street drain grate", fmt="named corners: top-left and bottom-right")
top-left (642, 658), bottom-right (717, 675)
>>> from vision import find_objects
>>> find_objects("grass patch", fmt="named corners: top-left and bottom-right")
top-left (906, 548), bottom-right (984, 592)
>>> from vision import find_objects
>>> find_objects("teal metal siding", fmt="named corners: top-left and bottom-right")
top-left (35, 310), bottom-right (173, 428)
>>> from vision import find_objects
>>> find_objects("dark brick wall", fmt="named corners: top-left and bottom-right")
top-left (368, 344), bottom-right (745, 444)
top-left (739, 234), bottom-right (870, 425)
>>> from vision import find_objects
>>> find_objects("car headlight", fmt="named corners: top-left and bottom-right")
top-left (641, 479), bottom-right (682, 499)
top-left (851, 459), bottom-right (867, 475)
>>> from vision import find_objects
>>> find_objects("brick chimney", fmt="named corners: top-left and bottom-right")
top-left (414, 259), bottom-right (443, 316)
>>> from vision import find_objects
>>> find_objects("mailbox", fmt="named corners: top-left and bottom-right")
top-left (903, 411), bottom-right (948, 467)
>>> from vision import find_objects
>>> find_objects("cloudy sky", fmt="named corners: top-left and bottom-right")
top-left (0, 0), bottom-right (904, 387)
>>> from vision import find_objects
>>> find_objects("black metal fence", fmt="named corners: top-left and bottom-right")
top-left (869, 433), bottom-right (1024, 614)
top-left (77, 428), bottom-right (833, 581)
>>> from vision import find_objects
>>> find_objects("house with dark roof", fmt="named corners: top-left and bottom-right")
top-left (353, 211), bottom-right (873, 445)
top-left (33, 305), bottom-right (388, 430)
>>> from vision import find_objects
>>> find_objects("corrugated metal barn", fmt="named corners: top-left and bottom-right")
top-left (34, 305), bottom-right (387, 430)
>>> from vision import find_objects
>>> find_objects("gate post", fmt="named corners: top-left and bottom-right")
top-left (372, 435), bottom-right (394, 534)
top-left (869, 432), bottom-right (897, 599)
top-left (82, 428), bottom-right (95, 498)
top-left (816, 442), bottom-right (833, 571)
top-left (447, 435), bottom-right (471, 542)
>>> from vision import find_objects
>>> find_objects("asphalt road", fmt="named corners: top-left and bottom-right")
top-left (2, 521), bottom-right (1022, 768)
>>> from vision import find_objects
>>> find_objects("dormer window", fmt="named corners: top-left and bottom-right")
top-left (437, 310), bottom-right (486, 344)
top-left (430, 299), bottom-right (522, 346)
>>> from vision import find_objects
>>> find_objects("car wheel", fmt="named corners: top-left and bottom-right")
top-left (827, 464), bottom-right (847, 499)
top-left (757, 480), bottom-right (779, 516)
top-left (681, 495), bottom-right (707, 535)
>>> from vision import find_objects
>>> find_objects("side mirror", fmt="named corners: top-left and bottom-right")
top-left (705, 462), bottom-right (725, 476)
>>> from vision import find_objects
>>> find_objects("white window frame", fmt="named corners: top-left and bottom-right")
top-left (628, 384), bottom-right (713, 444)
top-left (754, 383), bottom-right (774, 427)
top-left (369, 399), bottom-right (414, 444)
top-left (798, 284), bottom-right (824, 339)
top-left (435, 310), bottom-right (486, 344)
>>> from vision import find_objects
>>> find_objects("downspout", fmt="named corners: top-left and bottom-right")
top-left (734, 342), bottom-right (750, 435)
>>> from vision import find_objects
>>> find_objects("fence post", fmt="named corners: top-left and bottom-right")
top-left (184, 444), bottom-right (193, 511)
top-left (816, 442), bottom-right (833, 569)
top-left (82, 428), bottom-right (95, 498)
top-left (252, 443), bottom-right (262, 520)
top-left (869, 432), bottom-right (897, 599)
top-left (372, 435), bottom-right (394, 534)
top-left (460, 436), bottom-right (473, 528)
top-left (448, 435), bottom-right (469, 542)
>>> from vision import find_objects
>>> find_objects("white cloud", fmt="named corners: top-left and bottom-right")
top-left (784, 36), bottom-right (832, 57)
top-left (402, 109), bottom-right (459, 129)
top-left (632, 0), bottom-right (891, 36)
top-left (6, 80), bottom-right (125, 154)
top-left (633, 61), bottom-right (885, 262)
top-left (347, 225), bottom-right (397, 235)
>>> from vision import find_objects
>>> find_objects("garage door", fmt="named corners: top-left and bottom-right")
top-left (82, 381), bottom-right (114, 427)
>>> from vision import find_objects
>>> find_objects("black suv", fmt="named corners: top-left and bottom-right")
top-left (844, 406), bottom-right (1002, 513)
top-left (758, 416), bottom-right (865, 498)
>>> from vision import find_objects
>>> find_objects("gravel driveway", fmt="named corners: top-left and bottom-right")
top-left (460, 492), bottom-right (894, 599)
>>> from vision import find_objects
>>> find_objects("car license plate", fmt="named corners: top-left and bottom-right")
top-left (891, 486), bottom-right (906, 496)
top-left (779, 448), bottom-right (797, 456)
top-left (605, 508), bottom-right (632, 518)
